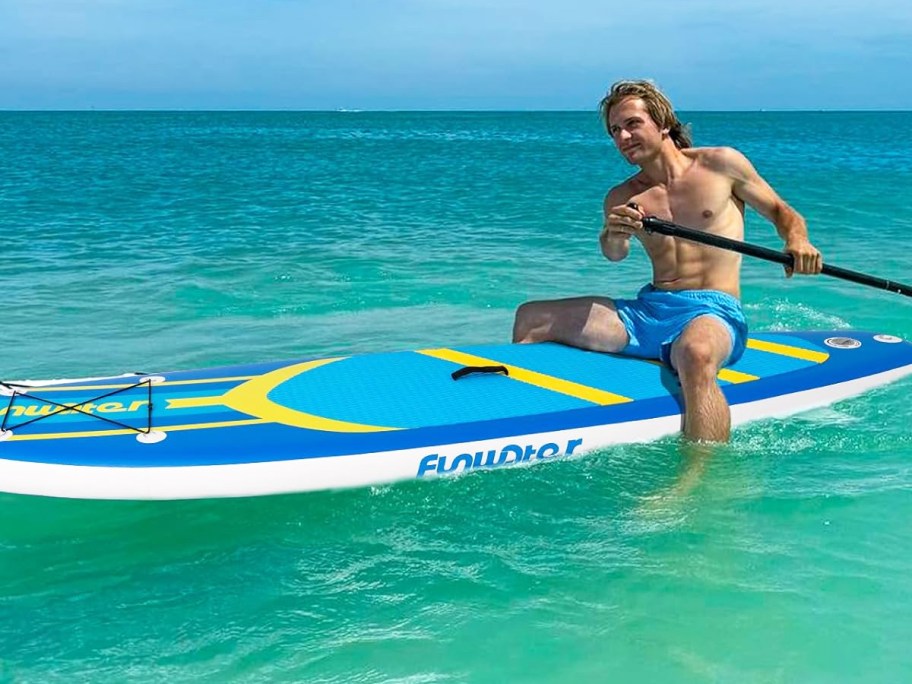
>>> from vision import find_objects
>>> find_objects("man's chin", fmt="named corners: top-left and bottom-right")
top-left (624, 147), bottom-right (653, 165)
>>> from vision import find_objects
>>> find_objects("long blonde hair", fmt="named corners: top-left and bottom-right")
top-left (599, 80), bottom-right (692, 149)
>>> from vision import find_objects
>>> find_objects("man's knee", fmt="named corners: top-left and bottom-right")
top-left (673, 339), bottom-right (720, 380)
top-left (513, 300), bottom-right (552, 343)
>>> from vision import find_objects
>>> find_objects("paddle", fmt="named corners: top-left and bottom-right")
top-left (640, 216), bottom-right (912, 298)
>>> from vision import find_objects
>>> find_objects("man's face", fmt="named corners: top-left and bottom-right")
top-left (607, 97), bottom-right (665, 164)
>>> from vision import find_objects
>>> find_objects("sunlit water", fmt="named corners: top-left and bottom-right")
top-left (1, 111), bottom-right (910, 682)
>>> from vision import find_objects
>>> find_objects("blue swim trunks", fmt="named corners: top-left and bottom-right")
top-left (614, 284), bottom-right (748, 368)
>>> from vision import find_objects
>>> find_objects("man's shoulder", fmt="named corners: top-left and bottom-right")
top-left (687, 146), bottom-right (754, 176)
top-left (604, 173), bottom-right (646, 204)
top-left (686, 145), bottom-right (745, 166)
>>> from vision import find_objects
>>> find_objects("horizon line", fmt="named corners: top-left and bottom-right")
top-left (2, 107), bottom-right (912, 114)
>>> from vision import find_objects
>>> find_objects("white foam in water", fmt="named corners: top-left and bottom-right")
top-left (749, 300), bottom-right (853, 330)
top-left (793, 406), bottom-right (861, 426)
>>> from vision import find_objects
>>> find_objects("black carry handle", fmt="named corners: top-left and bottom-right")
top-left (639, 216), bottom-right (912, 298)
top-left (451, 365), bottom-right (510, 381)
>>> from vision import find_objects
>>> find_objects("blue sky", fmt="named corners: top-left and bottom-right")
top-left (1, 0), bottom-right (910, 110)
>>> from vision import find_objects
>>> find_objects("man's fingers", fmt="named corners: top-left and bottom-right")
top-left (613, 203), bottom-right (643, 220)
top-left (786, 249), bottom-right (823, 276)
top-left (799, 250), bottom-right (822, 274)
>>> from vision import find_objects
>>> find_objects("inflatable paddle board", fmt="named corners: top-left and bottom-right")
top-left (1, 330), bottom-right (910, 500)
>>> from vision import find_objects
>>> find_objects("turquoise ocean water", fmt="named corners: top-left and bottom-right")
top-left (1, 111), bottom-right (911, 682)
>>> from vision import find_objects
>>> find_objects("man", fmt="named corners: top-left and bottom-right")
top-left (512, 79), bottom-right (822, 442)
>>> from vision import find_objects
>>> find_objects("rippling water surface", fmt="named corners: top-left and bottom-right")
top-left (1, 111), bottom-right (911, 682)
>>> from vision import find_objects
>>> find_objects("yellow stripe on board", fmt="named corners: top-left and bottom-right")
top-left (216, 358), bottom-right (399, 433)
top-left (716, 368), bottom-right (759, 383)
top-left (746, 338), bottom-right (829, 363)
top-left (418, 348), bottom-right (632, 405)
top-left (166, 395), bottom-right (228, 409)
top-left (642, 358), bottom-right (758, 384)
top-left (4, 418), bottom-right (267, 442)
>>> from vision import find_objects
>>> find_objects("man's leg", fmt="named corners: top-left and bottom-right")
top-left (669, 315), bottom-right (734, 442)
top-left (512, 297), bottom-right (629, 353)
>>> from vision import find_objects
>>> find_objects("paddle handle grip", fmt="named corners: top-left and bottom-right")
top-left (641, 217), bottom-right (912, 298)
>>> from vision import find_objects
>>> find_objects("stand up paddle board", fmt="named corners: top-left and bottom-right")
top-left (1, 330), bottom-right (910, 500)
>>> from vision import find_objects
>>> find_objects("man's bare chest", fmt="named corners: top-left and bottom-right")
top-left (630, 172), bottom-right (738, 231)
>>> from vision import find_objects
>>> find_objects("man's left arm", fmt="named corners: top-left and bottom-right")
top-left (715, 147), bottom-right (822, 277)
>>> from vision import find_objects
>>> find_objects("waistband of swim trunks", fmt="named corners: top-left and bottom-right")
top-left (640, 283), bottom-right (743, 307)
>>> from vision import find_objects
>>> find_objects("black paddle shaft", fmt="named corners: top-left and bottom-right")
top-left (641, 216), bottom-right (912, 298)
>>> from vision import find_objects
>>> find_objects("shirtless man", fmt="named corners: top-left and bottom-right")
top-left (512, 80), bottom-right (823, 442)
